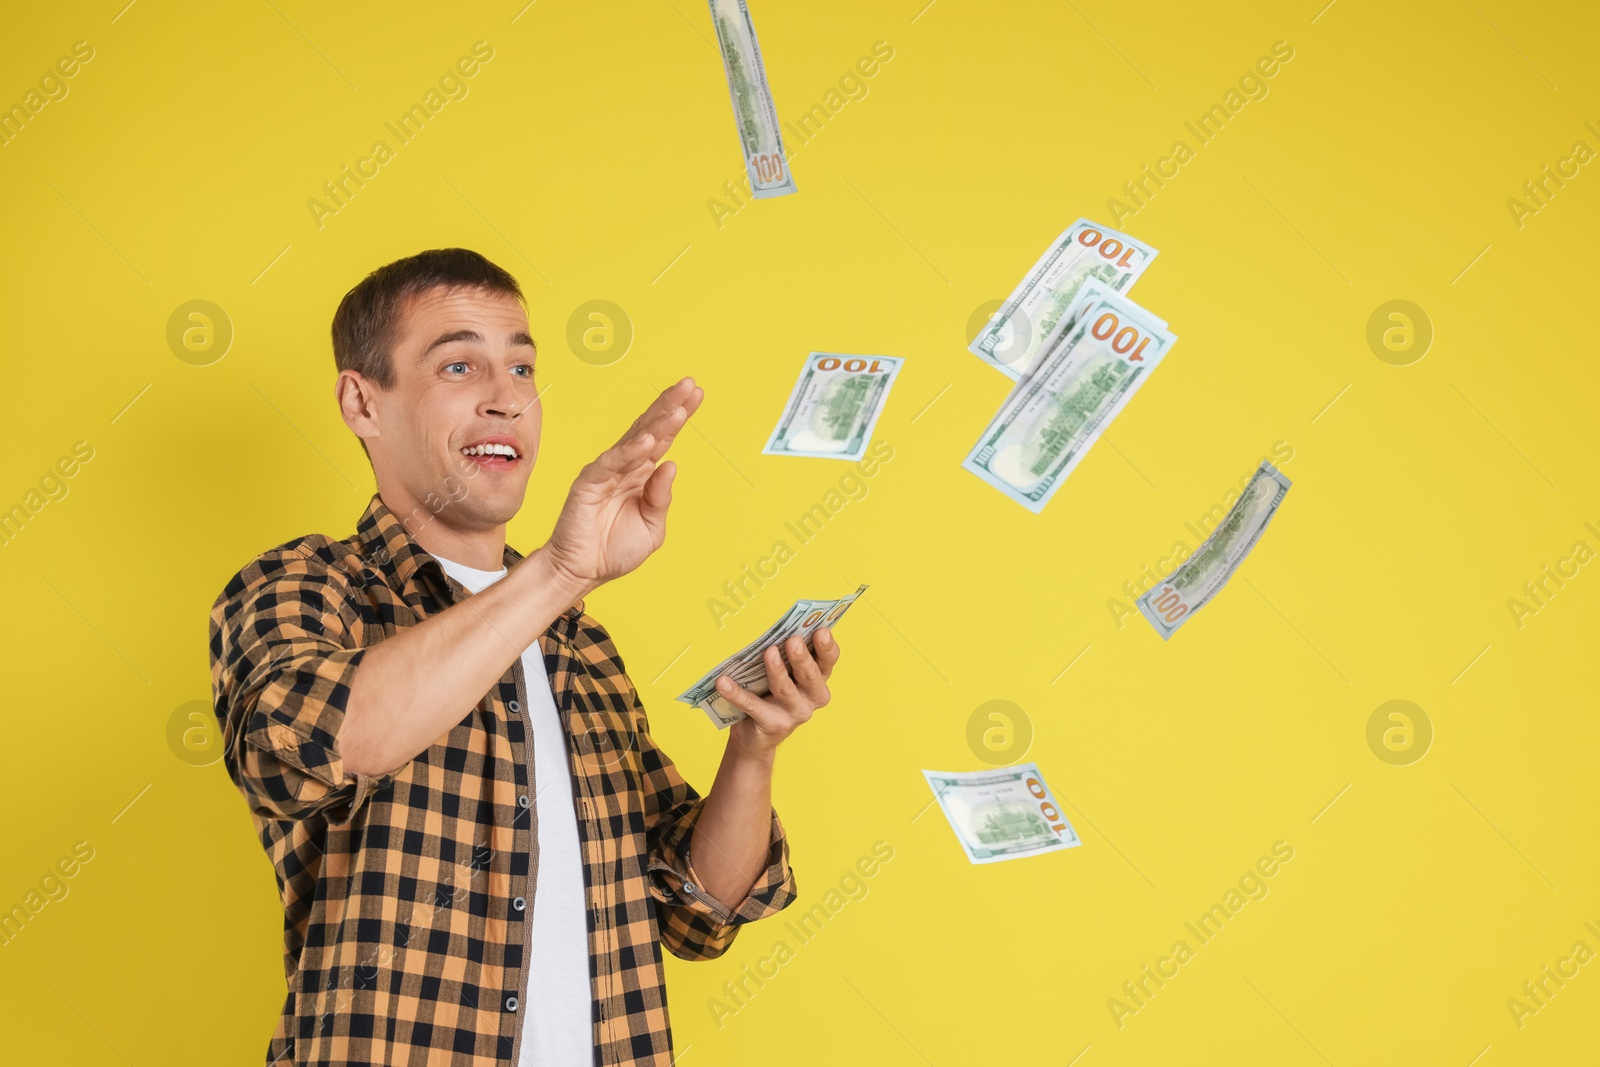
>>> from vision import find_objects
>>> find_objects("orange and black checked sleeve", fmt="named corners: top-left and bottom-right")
top-left (632, 688), bottom-right (800, 961)
top-left (209, 540), bottom-right (395, 828)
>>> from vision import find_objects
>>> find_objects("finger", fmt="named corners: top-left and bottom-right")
top-left (641, 387), bottom-right (704, 464)
top-left (632, 378), bottom-right (691, 432)
top-left (617, 378), bottom-right (697, 451)
top-left (813, 627), bottom-right (841, 677)
top-left (716, 675), bottom-right (782, 730)
top-left (644, 406), bottom-right (691, 464)
top-left (607, 402), bottom-right (684, 477)
top-left (585, 431), bottom-right (656, 481)
top-left (764, 645), bottom-right (803, 708)
top-left (639, 461), bottom-right (675, 521)
top-left (784, 636), bottom-right (829, 706)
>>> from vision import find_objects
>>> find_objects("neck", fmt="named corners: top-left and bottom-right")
top-left (380, 488), bottom-right (507, 570)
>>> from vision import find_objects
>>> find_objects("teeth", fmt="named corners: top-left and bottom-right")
top-left (462, 443), bottom-right (518, 458)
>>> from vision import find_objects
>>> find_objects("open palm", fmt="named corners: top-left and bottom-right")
top-left (543, 377), bottom-right (704, 594)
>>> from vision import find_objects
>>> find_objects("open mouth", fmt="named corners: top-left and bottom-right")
top-left (460, 439), bottom-right (522, 471)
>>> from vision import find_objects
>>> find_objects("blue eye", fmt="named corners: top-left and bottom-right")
top-left (512, 364), bottom-right (534, 377)
top-left (446, 361), bottom-right (468, 374)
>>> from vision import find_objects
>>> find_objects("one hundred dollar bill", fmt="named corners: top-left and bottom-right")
top-left (962, 280), bottom-right (1178, 513)
top-left (763, 353), bottom-right (902, 461)
top-left (1137, 462), bottom-right (1292, 639)
top-left (922, 764), bottom-right (1081, 864)
top-left (969, 219), bottom-right (1159, 380)
top-left (708, 0), bottom-right (796, 199)
top-left (677, 585), bottom-right (867, 728)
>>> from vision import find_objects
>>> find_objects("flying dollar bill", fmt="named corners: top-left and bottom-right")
top-left (922, 764), bottom-right (1081, 864)
top-left (963, 280), bottom-right (1178, 513)
top-left (1137, 462), bottom-right (1292, 639)
top-left (677, 585), bottom-right (867, 728)
top-left (708, 0), bottom-right (795, 199)
top-left (969, 219), bottom-right (1159, 380)
top-left (763, 353), bottom-right (902, 461)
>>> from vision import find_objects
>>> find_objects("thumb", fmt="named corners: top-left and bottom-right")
top-left (640, 461), bottom-right (675, 519)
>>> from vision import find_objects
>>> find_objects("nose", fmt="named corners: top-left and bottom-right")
top-left (481, 366), bottom-right (531, 420)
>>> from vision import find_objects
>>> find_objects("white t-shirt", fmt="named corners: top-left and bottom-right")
top-left (434, 556), bottom-right (595, 1067)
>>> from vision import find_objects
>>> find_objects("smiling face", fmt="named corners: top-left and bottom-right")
top-left (337, 284), bottom-right (542, 550)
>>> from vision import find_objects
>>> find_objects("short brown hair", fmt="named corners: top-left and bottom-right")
top-left (331, 247), bottom-right (524, 389)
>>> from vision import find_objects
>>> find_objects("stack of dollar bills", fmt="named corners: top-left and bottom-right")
top-left (676, 586), bottom-right (868, 728)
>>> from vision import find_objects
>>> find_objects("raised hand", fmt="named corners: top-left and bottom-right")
top-left (541, 377), bottom-right (704, 596)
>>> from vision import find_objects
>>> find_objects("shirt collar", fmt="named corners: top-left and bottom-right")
top-left (355, 493), bottom-right (581, 616)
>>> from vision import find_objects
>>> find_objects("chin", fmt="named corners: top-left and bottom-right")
top-left (464, 489), bottom-right (527, 528)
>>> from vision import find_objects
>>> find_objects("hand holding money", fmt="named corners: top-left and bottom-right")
top-left (678, 585), bottom-right (865, 729)
top-left (715, 628), bottom-right (840, 755)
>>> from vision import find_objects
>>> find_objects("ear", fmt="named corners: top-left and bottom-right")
top-left (336, 370), bottom-right (382, 447)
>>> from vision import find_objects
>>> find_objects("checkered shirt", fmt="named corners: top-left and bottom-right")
top-left (208, 493), bottom-right (797, 1065)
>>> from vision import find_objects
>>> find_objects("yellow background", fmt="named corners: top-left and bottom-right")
top-left (2, 0), bottom-right (1597, 1063)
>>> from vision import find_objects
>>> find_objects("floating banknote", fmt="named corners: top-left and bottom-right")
top-left (678, 585), bottom-right (867, 728)
top-left (969, 219), bottom-right (1159, 380)
top-left (963, 280), bottom-right (1178, 513)
top-left (708, 0), bottom-right (795, 199)
top-left (1138, 462), bottom-right (1292, 639)
top-left (922, 764), bottom-right (1081, 864)
top-left (764, 353), bottom-right (902, 461)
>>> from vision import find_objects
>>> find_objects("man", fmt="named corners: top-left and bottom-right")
top-left (209, 248), bottom-right (839, 1066)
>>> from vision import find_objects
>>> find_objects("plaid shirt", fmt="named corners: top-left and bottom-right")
top-left (209, 494), bottom-right (798, 1065)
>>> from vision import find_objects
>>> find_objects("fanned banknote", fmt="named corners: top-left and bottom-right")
top-left (922, 764), bottom-right (1081, 864)
top-left (963, 279), bottom-right (1178, 513)
top-left (708, 0), bottom-right (795, 199)
top-left (1138, 462), bottom-right (1292, 639)
top-left (969, 220), bottom-right (1159, 380)
top-left (677, 585), bottom-right (866, 728)
top-left (763, 353), bottom-right (902, 461)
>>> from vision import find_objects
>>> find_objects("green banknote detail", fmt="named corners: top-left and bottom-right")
top-left (962, 280), bottom-right (1176, 513)
top-left (1137, 461), bottom-right (1291, 639)
top-left (764, 353), bottom-right (902, 461)
top-left (709, 0), bottom-right (795, 198)
top-left (922, 765), bottom-right (1082, 864)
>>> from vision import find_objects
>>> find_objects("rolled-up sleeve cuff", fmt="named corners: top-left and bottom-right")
top-left (647, 799), bottom-right (796, 928)
top-left (238, 646), bottom-right (393, 826)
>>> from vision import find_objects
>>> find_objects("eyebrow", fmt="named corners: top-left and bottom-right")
top-left (419, 329), bottom-right (537, 361)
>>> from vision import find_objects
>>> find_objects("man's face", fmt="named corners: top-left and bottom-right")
top-left (360, 285), bottom-right (542, 529)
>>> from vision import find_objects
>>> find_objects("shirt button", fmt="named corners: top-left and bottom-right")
top-left (505, 995), bottom-right (519, 1012)
top-left (509, 700), bottom-right (520, 712)
top-left (684, 883), bottom-right (696, 894)
top-left (518, 795), bottom-right (530, 809)
top-left (513, 896), bottom-right (526, 911)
